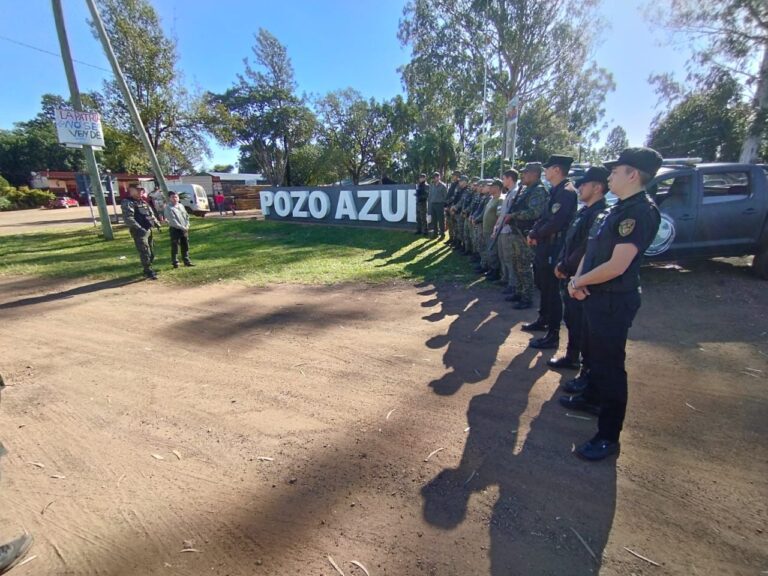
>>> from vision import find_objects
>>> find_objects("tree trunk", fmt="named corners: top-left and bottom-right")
top-left (740, 43), bottom-right (768, 164)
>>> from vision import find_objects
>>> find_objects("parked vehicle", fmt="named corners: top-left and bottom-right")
top-left (166, 183), bottom-right (210, 217)
top-left (49, 195), bottom-right (79, 209)
top-left (641, 160), bottom-right (768, 279)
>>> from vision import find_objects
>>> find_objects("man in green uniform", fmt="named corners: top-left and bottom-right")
top-left (479, 179), bottom-right (504, 279)
top-left (493, 169), bottom-right (521, 293)
top-left (504, 163), bottom-right (548, 309)
top-left (457, 179), bottom-right (479, 253)
top-left (122, 183), bottom-right (162, 280)
top-left (428, 172), bottom-right (448, 238)
top-left (470, 181), bottom-right (491, 265)
top-left (447, 175), bottom-right (469, 248)
top-left (443, 170), bottom-right (461, 243)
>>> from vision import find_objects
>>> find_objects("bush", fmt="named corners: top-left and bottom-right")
top-left (0, 186), bottom-right (54, 210)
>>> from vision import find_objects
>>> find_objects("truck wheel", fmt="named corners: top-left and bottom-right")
top-left (753, 245), bottom-right (768, 280)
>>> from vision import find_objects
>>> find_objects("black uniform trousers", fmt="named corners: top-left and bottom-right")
top-left (535, 258), bottom-right (563, 329)
top-left (582, 289), bottom-right (641, 442)
top-left (169, 227), bottom-right (190, 264)
top-left (561, 282), bottom-right (585, 359)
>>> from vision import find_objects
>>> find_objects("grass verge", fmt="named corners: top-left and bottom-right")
top-left (0, 218), bottom-right (478, 285)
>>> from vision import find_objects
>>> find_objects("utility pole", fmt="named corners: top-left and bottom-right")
top-left (480, 61), bottom-right (488, 180)
top-left (85, 0), bottom-right (169, 197)
top-left (51, 0), bottom-right (113, 239)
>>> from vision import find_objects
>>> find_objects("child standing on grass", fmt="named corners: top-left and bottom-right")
top-left (164, 192), bottom-right (195, 269)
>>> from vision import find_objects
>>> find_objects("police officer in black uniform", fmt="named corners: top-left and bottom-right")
top-left (526, 155), bottom-right (577, 348)
top-left (548, 166), bottom-right (610, 371)
top-left (562, 147), bottom-right (663, 461)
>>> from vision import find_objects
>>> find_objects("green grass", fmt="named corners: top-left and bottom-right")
top-left (0, 219), bottom-right (477, 285)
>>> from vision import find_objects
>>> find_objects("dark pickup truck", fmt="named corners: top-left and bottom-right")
top-left (637, 161), bottom-right (768, 279)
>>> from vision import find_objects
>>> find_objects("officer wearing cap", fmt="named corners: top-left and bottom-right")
top-left (122, 183), bottom-right (162, 280)
top-left (526, 154), bottom-right (578, 347)
top-left (563, 147), bottom-right (663, 461)
top-left (492, 169), bottom-right (521, 292)
top-left (446, 174), bottom-right (469, 247)
top-left (444, 170), bottom-right (462, 243)
top-left (452, 177), bottom-right (475, 251)
top-left (547, 166), bottom-right (609, 372)
top-left (480, 179), bottom-right (505, 279)
top-left (415, 173), bottom-right (428, 235)
top-left (460, 179), bottom-right (481, 254)
top-left (499, 163), bottom-right (548, 307)
top-left (470, 180), bottom-right (491, 266)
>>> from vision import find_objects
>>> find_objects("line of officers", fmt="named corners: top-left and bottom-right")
top-left (415, 147), bottom-right (663, 461)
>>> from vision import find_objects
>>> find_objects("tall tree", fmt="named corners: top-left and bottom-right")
top-left (398, 0), bottom-right (613, 160)
top-left (207, 29), bottom-right (315, 185)
top-left (91, 0), bottom-right (209, 173)
top-left (647, 74), bottom-right (750, 161)
top-left (316, 89), bottom-right (403, 184)
top-left (654, 0), bottom-right (768, 162)
top-left (601, 125), bottom-right (629, 159)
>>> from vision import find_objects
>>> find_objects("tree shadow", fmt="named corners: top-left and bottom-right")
top-left (422, 348), bottom-right (617, 575)
top-left (0, 277), bottom-right (142, 310)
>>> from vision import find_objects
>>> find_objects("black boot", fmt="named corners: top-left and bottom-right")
top-left (504, 293), bottom-right (522, 302)
top-left (521, 318), bottom-right (547, 331)
top-left (529, 330), bottom-right (559, 349)
top-left (559, 394), bottom-right (601, 416)
top-left (562, 371), bottom-right (590, 394)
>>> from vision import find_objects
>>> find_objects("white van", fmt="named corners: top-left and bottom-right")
top-left (167, 183), bottom-right (210, 216)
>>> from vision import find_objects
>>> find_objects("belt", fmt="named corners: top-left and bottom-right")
top-left (589, 285), bottom-right (640, 294)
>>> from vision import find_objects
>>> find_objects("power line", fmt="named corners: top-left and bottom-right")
top-left (0, 34), bottom-right (111, 73)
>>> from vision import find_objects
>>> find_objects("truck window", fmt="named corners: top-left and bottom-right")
top-left (653, 175), bottom-right (692, 208)
top-left (702, 172), bottom-right (750, 204)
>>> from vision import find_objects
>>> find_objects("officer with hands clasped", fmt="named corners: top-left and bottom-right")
top-left (525, 155), bottom-right (577, 345)
top-left (562, 147), bottom-right (663, 461)
top-left (548, 166), bottom-right (610, 370)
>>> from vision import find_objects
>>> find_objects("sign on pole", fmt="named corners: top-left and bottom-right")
top-left (504, 96), bottom-right (519, 161)
top-left (53, 108), bottom-right (105, 149)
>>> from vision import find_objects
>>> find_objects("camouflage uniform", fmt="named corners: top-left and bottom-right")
top-left (464, 189), bottom-right (484, 253)
top-left (470, 193), bottom-right (489, 257)
top-left (457, 187), bottom-right (475, 249)
top-left (507, 181), bottom-right (548, 302)
top-left (481, 195), bottom-right (502, 270)
top-left (448, 182), bottom-right (468, 244)
top-left (121, 196), bottom-right (160, 277)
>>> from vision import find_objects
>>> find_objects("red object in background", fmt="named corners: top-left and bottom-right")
top-left (49, 196), bottom-right (79, 209)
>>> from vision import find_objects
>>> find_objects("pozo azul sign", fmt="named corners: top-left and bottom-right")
top-left (260, 185), bottom-right (418, 228)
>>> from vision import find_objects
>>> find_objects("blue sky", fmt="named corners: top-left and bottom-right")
top-left (1, 0), bottom-right (691, 168)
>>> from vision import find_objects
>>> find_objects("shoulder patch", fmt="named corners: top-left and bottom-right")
top-left (618, 218), bottom-right (636, 237)
top-left (551, 203), bottom-right (561, 214)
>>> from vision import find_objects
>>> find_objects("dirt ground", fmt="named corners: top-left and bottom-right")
top-left (0, 205), bottom-right (260, 236)
top-left (1, 219), bottom-right (767, 575)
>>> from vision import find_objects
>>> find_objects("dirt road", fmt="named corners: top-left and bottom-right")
top-left (0, 260), bottom-right (766, 575)
top-left (0, 206), bottom-right (260, 236)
